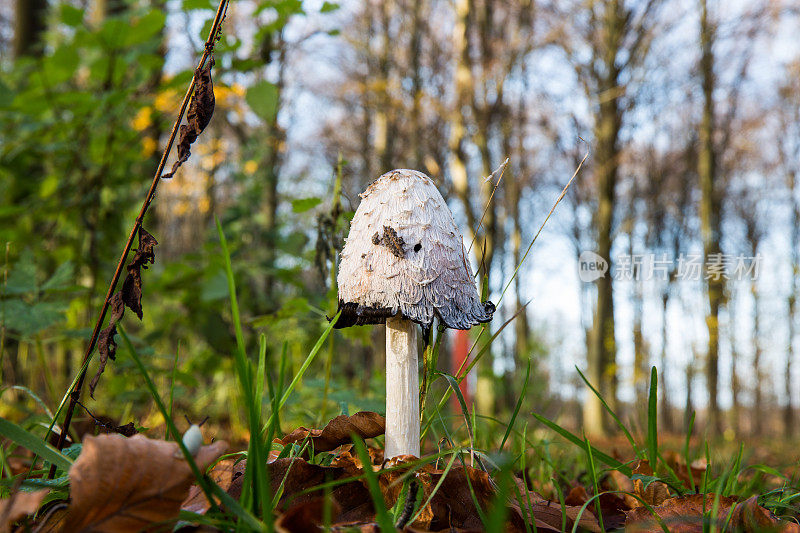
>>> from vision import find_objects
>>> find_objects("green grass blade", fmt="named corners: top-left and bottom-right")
top-left (647, 366), bottom-right (658, 469)
top-left (422, 306), bottom-right (525, 439)
top-left (531, 413), bottom-right (632, 476)
top-left (167, 342), bottom-right (180, 440)
top-left (485, 466), bottom-right (513, 532)
top-left (575, 366), bottom-right (641, 459)
top-left (500, 358), bottom-right (531, 451)
top-left (0, 418), bottom-right (72, 472)
top-left (583, 436), bottom-right (605, 532)
top-left (684, 411), bottom-right (696, 493)
top-left (119, 329), bottom-right (222, 517)
top-left (257, 334), bottom-right (267, 418)
top-left (352, 436), bottom-right (396, 531)
top-left (439, 372), bottom-right (474, 449)
top-left (216, 217), bottom-right (271, 520)
top-left (264, 312), bottom-right (340, 431)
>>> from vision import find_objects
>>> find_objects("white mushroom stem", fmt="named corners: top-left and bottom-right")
top-left (384, 315), bottom-right (420, 458)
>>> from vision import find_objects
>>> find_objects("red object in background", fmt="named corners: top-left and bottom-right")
top-left (451, 328), bottom-right (471, 413)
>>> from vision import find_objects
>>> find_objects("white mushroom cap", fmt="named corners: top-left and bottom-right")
top-left (335, 169), bottom-right (495, 330)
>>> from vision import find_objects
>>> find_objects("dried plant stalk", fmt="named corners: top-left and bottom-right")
top-left (49, 0), bottom-right (230, 475)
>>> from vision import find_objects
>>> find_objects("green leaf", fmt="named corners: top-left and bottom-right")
top-left (125, 10), bottom-right (167, 46)
top-left (42, 262), bottom-right (75, 291)
top-left (1, 300), bottom-right (66, 337)
top-left (291, 197), bottom-right (322, 213)
top-left (4, 250), bottom-right (37, 294)
top-left (183, 0), bottom-right (216, 9)
top-left (320, 1), bottom-right (340, 12)
top-left (246, 80), bottom-right (279, 122)
top-left (0, 418), bottom-right (73, 472)
top-left (42, 44), bottom-right (79, 86)
top-left (60, 5), bottom-right (85, 26)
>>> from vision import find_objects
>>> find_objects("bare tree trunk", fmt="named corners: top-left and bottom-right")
top-left (449, 0), bottom-right (473, 224)
top-left (727, 286), bottom-right (741, 436)
top-left (698, 0), bottom-right (724, 434)
top-left (409, 0), bottom-right (424, 169)
top-left (584, 0), bottom-right (624, 435)
top-left (749, 237), bottom-right (763, 435)
top-left (374, 1), bottom-right (397, 173)
top-left (631, 231), bottom-right (646, 408)
top-left (259, 31), bottom-right (288, 311)
top-left (786, 160), bottom-right (799, 436)
top-left (13, 0), bottom-right (47, 59)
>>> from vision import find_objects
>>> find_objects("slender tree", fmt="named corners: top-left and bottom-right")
top-left (697, 0), bottom-right (725, 433)
top-left (12, 0), bottom-right (47, 59)
top-left (777, 61), bottom-right (800, 435)
top-left (559, 0), bottom-right (664, 434)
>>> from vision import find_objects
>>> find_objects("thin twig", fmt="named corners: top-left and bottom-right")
top-left (444, 153), bottom-right (587, 406)
top-left (499, 152), bottom-right (588, 301)
top-left (48, 0), bottom-right (230, 475)
top-left (466, 158), bottom-right (509, 255)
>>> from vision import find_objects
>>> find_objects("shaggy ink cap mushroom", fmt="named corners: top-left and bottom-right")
top-left (335, 169), bottom-right (495, 329)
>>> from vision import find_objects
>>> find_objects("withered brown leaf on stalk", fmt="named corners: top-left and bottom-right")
top-left (162, 57), bottom-right (216, 180)
top-left (90, 292), bottom-right (125, 398)
top-left (90, 228), bottom-right (157, 398)
top-left (121, 228), bottom-right (158, 319)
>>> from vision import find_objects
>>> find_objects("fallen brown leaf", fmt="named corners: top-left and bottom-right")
top-left (275, 497), bottom-right (341, 532)
top-left (279, 412), bottom-right (385, 452)
top-left (268, 457), bottom-right (374, 525)
top-left (0, 489), bottom-right (47, 533)
top-left (626, 493), bottom-right (800, 533)
top-left (61, 433), bottom-right (227, 532)
top-left (631, 460), bottom-right (671, 507)
top-left (182, 458), bottom-right (246, 515)
top-left (662, 450), bottom-right (707, 489)
top-left (563, 484), bottom-right (623, 531)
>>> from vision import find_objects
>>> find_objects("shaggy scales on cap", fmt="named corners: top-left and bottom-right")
top-left (335, 169), bottom-right (495, 330)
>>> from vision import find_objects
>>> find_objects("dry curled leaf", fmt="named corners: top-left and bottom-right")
top-left (631, 460), bottom-right (670, 507)
top-left (279, 411), bottom-right (386, 452)
top-left (62, 433), bottom-right (227, 532)
top-left (121, 228), bottom-right (158, 320)
top-left (90, 292), bottom-right (125, 398)
top-left (162, 58), bottom-right (216, 180)
top-left (0, 489), bottom-right (47, 533)
top-left (90, 228), bottom-right (158, 398)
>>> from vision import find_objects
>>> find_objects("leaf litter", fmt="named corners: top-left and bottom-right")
top-left (7, 413), bottom-right (800, 532)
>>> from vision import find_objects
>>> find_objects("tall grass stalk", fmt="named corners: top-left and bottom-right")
top-left (216, 217), bottom-right (271, 524)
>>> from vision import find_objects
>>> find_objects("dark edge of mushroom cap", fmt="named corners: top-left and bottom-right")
top-left (332, 299), bottom-right (496, 330)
